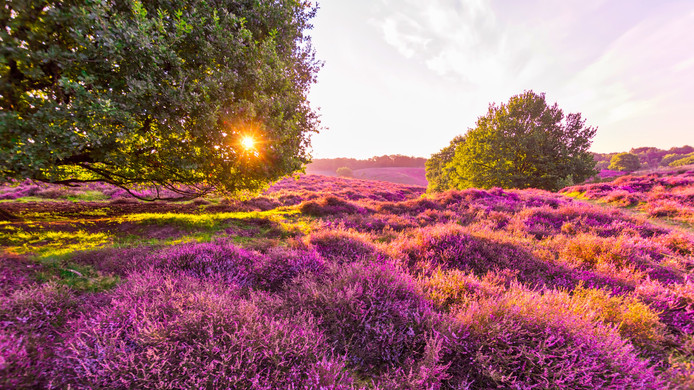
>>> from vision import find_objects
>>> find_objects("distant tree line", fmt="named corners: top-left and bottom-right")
top-left (309, 155), bottom-right (426, 172)
top-left (593, 145), bottom-right (694, 171)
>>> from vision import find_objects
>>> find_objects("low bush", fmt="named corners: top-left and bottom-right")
top-left (54, 272), bottom-right (353, 389)
top-left (455, 287), bottom-right (664, 389)
top-left (287, 261), bottom-right (441, 377)
top-left (306, 229), bottom-right (379, 264)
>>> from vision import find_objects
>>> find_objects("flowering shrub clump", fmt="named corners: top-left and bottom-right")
top-left (0, 283), bottom-right (79, 388)
top-left (300, 195), bottom-right (367, 216)
top-left (391, 224), bottom-right (574, 290)
top-left (253, 246), bottom-right (326, 291)
top-left (287, 261), bottom-right (444, 378)
top-left (456, 286), bottom-right (665, 389)
top-left (151, 240), bottom-right (259, 286)
top-left (54, 272), bottom-right (354, 389)
top-left (306, 228), bottom-right (379, 264)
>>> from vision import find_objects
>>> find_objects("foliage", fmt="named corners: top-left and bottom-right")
top-left (446, 91), bottom-right (597, 191)
top-left (593, 145), bottom-right (693, 170)
top-left (0, 0), bottom-right (321, 199)
top-left (55, 272), bottom-right (353, 389)
top-left (336, 166), bottom-right (354, 178)
top-left (609, 153), bottom-right (641, 172)
top-left (425, 135), bottom-right (464, 193)
top-left (669, 153), bottom-right (694, 167)
top-left (287, 261), bottom-right (441, 376)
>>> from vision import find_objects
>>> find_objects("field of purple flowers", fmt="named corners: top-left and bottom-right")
top-left (1, 174), bottom-right (694, 389)
top-left (562, 170), bottom-right (694, 228)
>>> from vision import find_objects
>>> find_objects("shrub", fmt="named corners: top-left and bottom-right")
top-left (253, 247), bottom-right (326, 291)
top-left (571, 286), bottom-right (668, 358)
top-left (336, 167), bottom-right (354, 178)
top-left (150, 241), bottom-right (259, 286)
top-left (54, 272), bottom-right (353, 389)
top-left (392, 224), bottom-right (574, 290)
top-left (299, 195), bottom-right (366, 216)
top-left (288, 261), bottom-right (441, 376)
top-left (455, 287), bottom-right (663, 389)
top-left (0, 283), bottom-right (79, 389)
top-left (306, 229), bottom-right (379, 264)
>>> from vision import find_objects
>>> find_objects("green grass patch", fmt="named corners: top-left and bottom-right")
top-left (0, 227), bottom-right (111, 258)
top-left (119, 209), bottom-right (299, 229)
top-left (36, 256), bottom-right (120, 292)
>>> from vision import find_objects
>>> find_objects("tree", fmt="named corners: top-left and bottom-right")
top-left (425, 135), bottom-right (464, 192)
top-left (447, 91), bottom-right (596, 191)
top-left (336, 167), bottom-right (353, 178)
top-left (668, 153), bottom-right (694, 167)
top-left (608, 153), bottom-right (641, 172)
top-left (1, 0), bottom-right (321, 201)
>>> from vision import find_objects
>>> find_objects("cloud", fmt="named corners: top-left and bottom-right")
top-left (562, 5), bottom-right (694, 126)
top-left (371, 0), bottom-right (507, 84)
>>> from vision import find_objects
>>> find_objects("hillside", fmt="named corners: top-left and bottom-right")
top-left (1, 173), bottom-right (694, 388)
top-left (306, 166), bottom-right (427, 186)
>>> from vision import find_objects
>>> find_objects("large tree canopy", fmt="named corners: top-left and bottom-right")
top-left (438, 91), bottom-right (596, 192)
top-left (425, 135), bottom-right (463, 193)
top-left (0, 0), bottom-right (321, 199)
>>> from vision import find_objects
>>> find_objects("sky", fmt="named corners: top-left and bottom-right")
top-left (305, 0), bottom-right (694, 159)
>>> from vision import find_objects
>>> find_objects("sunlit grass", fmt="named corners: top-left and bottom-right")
top-left (0, 227), bottom-right (111, 258)
top-left (119, 209), bottom-right (299, 229)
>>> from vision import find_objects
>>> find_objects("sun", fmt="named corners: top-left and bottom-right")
top-left (241, 136), bottom-right (256, 150)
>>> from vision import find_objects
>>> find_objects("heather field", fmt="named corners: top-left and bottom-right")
top-left (562, 170), bottom-right (694, 229)
top-left (2, 174), bottom-right (694, 389)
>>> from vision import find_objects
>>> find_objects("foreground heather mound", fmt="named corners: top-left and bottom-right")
top-left (1, 173), bottom-right (694, 388)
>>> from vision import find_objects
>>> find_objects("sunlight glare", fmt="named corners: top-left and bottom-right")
top-left (241, 136), bottom-right (256, 150)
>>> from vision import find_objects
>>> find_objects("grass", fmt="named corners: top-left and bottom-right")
top-left (119, 209), bottom-right (298, 228)
top-left (0, 227), bottom-right (111, 258)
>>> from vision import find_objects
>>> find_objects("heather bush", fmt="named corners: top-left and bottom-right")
top-left (571, 286), bottom-right (669, 358)
top-left (0, 283), bottom-right (79, 389)
top-left (455, 287), bottom-right (664, 389)
top-left (370, 334), bottom-right (455, 389)
top-left (300, 195), bottom-right (367, 217)
top-left (603, 189), bottom-right (645, 207)
top-left (288, 261), bottom-right (443, 377)
top-left (306, 229), bottom-right (379, 264)
top-left (419, 268), bottom-right (505, 311)
top-left (635, 278), bottom-right (694, 336)
top-left (392, 224), bottom-right (575, 290)
top-left (55, 271), bottom-right (354, 389)
top-left (253, 247), bottom-right (326, 291)
top-left (554, 233), bottom-right (686, 285)
top-left (375, 197), bottom-right (442, 216)
top-left (150, 240), bottom-right (259, 287)
top-left (653, 231), bottom-right (694, 259)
